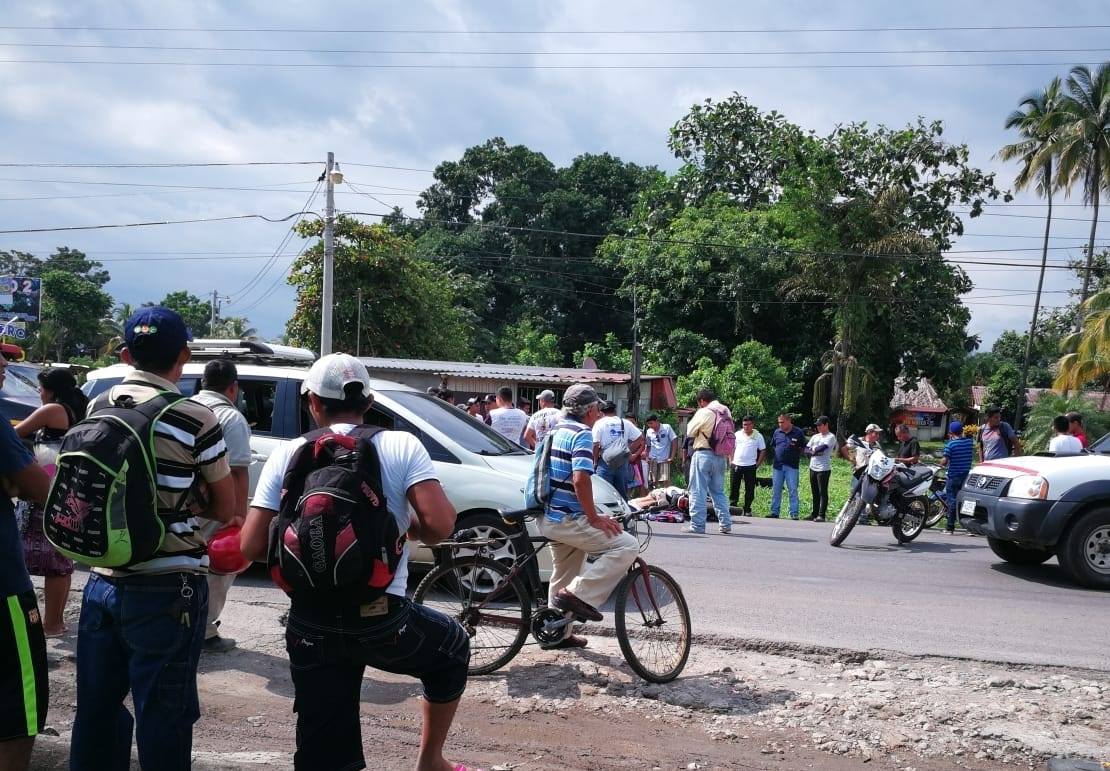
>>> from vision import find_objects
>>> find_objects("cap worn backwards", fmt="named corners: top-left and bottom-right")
top-left (301, 353), bottom-right (372, 400)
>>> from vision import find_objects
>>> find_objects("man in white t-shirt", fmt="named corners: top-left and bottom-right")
top-left (644, 414), bottom-right (678, 488)
top-left (591, 401), bottom-right (644, 501)
top-left (1049, 414), bottom-right (1084, 455)
top-left (729, 415), bottom-right (766, 516)
top-left (488, 386), bottom-right (529, 445)
top-left (523, 389), bottom-right (561, 449)
top-left (804, 416), bottom-right (838, 521)
top-left (239, 354), bottom-right (472, 771)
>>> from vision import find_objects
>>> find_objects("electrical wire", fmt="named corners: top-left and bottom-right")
top-left (227, 179), bottom-right (322, 303)
top-left (2, 42), bottom-right (1108, 57)
top-left (1, 24), bottom-right (1104, 33)
top-left (0, 211), bottom-right (314, 234)
top-left (0, 161), bottom-right (319, 168)
top-left (0, 57), bottom-right (1096, 70)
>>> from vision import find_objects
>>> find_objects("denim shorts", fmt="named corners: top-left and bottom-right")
top-left (285, 595), bottom-right (470, 771)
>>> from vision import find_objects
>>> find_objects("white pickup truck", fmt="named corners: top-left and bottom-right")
top-left (956, 443), bottom-right (1110, 590)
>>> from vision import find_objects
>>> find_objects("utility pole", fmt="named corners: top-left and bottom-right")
top-left (355, 287), bottom-right (362, 357)
top-left (628, 286), bottom-right (642, 417)
top-left (209, 289), bottom-right (220, 334)
top-left (320, 151), bottom-right (336, 355)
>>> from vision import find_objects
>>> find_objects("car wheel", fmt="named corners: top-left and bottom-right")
top-left (1057, 508), bottom-right (1110, 590)
top-left (450, 511), bottom-right (521, 569)
top-left (986, 536), bottom-right (1053, 565)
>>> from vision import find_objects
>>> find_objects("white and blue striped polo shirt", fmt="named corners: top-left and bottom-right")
top-left (544, 419), bottom-right (595, 523)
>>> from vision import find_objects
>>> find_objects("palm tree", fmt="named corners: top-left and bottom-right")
top-left (1044, 63), bottom-right (1110, 312)
top-left (113, 302), bottom-right (135, 327)
top-left (997, 77), bottom-right (1064, 427)
top-left (1055, 288), bottom-right (1110, 401)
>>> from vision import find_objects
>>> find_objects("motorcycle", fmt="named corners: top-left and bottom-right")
top-left (830, 436), bottom-right (934, 547)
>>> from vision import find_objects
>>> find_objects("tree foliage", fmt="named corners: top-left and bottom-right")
top-left (676, 341), bottom-right (800, 422)
top-left (405, 138), bottom-right (659, 362)
top-left (154, 291), bottom-right (212, 338)
top-left (286, 216), bottom-right (475, 360)
top-left (499, 318), bottom-right (561, 367)
top-left (983, 361), bottom-right (1026, 424)
top-left (1022, 393), bottom-right (1110, 453)
top-left (573, 332), bottom-right (632, 373)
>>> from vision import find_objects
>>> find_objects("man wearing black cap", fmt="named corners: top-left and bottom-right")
top-left (70, 307), bottom-right (237, 771)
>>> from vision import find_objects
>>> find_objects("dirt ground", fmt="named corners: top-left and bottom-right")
top-left (31, 569), bottom-right (1109, 770)
top-left (38, 594), bottom-right (1109, 771)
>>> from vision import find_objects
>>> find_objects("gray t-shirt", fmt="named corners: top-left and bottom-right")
top-left (979, 422), bottom-right (1015, 461)
top-left (192, 390), bottom-right (252, 468)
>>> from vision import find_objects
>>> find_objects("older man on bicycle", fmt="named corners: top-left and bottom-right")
top-left (538, 383), bottom-right (639, 649)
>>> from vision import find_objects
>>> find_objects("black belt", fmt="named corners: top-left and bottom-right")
top-left (95, 572), bottom-right (200, 585)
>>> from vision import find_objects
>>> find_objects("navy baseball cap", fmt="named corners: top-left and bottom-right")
top-left (124, 306), bottom-right (193, 353)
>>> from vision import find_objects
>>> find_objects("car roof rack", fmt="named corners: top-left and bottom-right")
top-left (188, 338), bottom-right (317, 364)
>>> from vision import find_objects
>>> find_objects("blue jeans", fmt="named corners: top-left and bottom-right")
top-left (689, 451), bottom-right (731, 531)
top-left (945, 473), bottom-right (968, 530)
top-left (771, 465), bottom-right (801, 518)
top-left (71, 572), bottom-right (208, 771)
top-left (596, 461), bottom-right (631, 501)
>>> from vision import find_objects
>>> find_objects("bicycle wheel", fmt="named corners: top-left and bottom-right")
top-left (412, 556), bottom-right (530, 676)
top-left (924, 495), bottom-right (947, 529)
top-left (613, 564), bottom-right (691, 683)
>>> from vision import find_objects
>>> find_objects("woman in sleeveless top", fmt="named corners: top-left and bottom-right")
top-left (15, 367), bottom-right (88, 637)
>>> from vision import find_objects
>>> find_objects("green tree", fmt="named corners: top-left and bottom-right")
top-left (983, 361), bottom-right (1025, 425)
top-left (998, 77), bottom-right (1065, 424)
top-left (287, 215), bottom-right (475, 359)
top-left (154, 291), bottom-right (212, 338)
top-left (1047, 63), bottom-right (1110, 308)
top-left (39, 270), bottom-right (113, 360)
top-left (1022, 393), bottom-right (1110, 453)
top-left (991, 329), bottom-right (1059, 388)
top-left (212, 317), bottom-right (258, 340)
top-left (498, 318), bottom-right (562, 366)
top-left (676, 341), bottom-right (800, 422)
top-left (572, 332), bottom-right (632, 372)
top-left (409, 139), bottom-right (658, 360)
top-left (1055, 288), bottom-right (1110, 392)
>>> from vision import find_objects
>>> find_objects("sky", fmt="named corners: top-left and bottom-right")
top-left (0, 0), bottom-right (1108, 352)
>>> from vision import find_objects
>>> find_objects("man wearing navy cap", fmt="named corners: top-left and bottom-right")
top-left (70, 307), bottom-right (237, 771)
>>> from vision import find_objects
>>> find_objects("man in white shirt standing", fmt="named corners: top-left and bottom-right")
top-left (488, 386), bottom-right (529, 445)
top-left (1049, 414), bottom-right (1084, 455)
top-left (729, 415), bottom-right (766, 517)
top-left (644, 414), bottom-right (678, 489)
top-left (804, 416), bottom-right (838, 522)
top-left (523, 389), bottom-right (561, 449)
top-left (592, 401), bottom-right (644, 501)
top-left (191, 359), bottom-right (253, 653)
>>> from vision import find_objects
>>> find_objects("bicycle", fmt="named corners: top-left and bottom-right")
top-left (412, 507), bottom-right (692, 684)
top-left (925, 471), bottom-right (948, 529)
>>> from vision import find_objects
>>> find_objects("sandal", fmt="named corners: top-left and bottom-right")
top-left (540, 635), bottom-right (588, 650)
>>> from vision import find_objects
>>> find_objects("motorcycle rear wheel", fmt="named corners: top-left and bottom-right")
top-left (893, 497), bottom-right (928, 543)
top-left (830, 494), bottom-right (863, 547)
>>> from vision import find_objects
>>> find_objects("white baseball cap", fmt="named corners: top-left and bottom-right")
top-left (300, 353), bottom-right (372, 400)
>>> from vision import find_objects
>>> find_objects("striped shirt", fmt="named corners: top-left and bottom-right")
top-left (943, 437), bottom-right (974, 479)
top-left (544, 418), bottom-right (594, 523)
top-left (91, 370), bottom-right (231, 576)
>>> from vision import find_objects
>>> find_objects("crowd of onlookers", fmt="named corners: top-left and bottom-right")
top-left (432, 383), bottom-right (1096, 537)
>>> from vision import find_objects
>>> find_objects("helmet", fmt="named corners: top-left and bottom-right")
top-left (867, 452), bottom-right (895, 481)
top-left (208, 525), bottom-right (251, 575)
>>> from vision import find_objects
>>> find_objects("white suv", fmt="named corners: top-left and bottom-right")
top-left (83, 342), bottom-right (630, 577)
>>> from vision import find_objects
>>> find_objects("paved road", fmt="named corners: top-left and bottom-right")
top-left (639, 515), bottom-right (1107, 671)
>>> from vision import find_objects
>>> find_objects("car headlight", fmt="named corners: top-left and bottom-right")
top-left (1008, 475), bottom-right (1049, 500)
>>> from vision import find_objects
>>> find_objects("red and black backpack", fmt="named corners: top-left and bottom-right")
top-left (268, 426), bottom-right (405, 600)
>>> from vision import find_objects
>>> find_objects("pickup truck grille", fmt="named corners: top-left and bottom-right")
top-left (965, 474), bottom-right (1005, 493)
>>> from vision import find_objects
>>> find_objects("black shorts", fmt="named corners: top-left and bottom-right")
top-left (286, 595), bottom-right (470, 771)
top-left (0, 590), bottom-right (48, 741)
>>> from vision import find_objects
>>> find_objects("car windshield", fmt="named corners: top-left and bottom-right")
top-left (2, 364), bottom-right (41, 401)
top-left (379, 390), bottom-right (528, 456)
top-left (1088, 432), bottom-right (1110, 454)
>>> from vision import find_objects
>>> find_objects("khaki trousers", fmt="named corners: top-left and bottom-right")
top-left (538, 516), bottom-right (639, 610)
top-left (205, 572), bottom-right (236, 640)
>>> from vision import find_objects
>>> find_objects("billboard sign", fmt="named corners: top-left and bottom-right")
top-left (0, 320), bottom-right (26, 340)
top-left (0, 276), bottom-right (42, 322)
